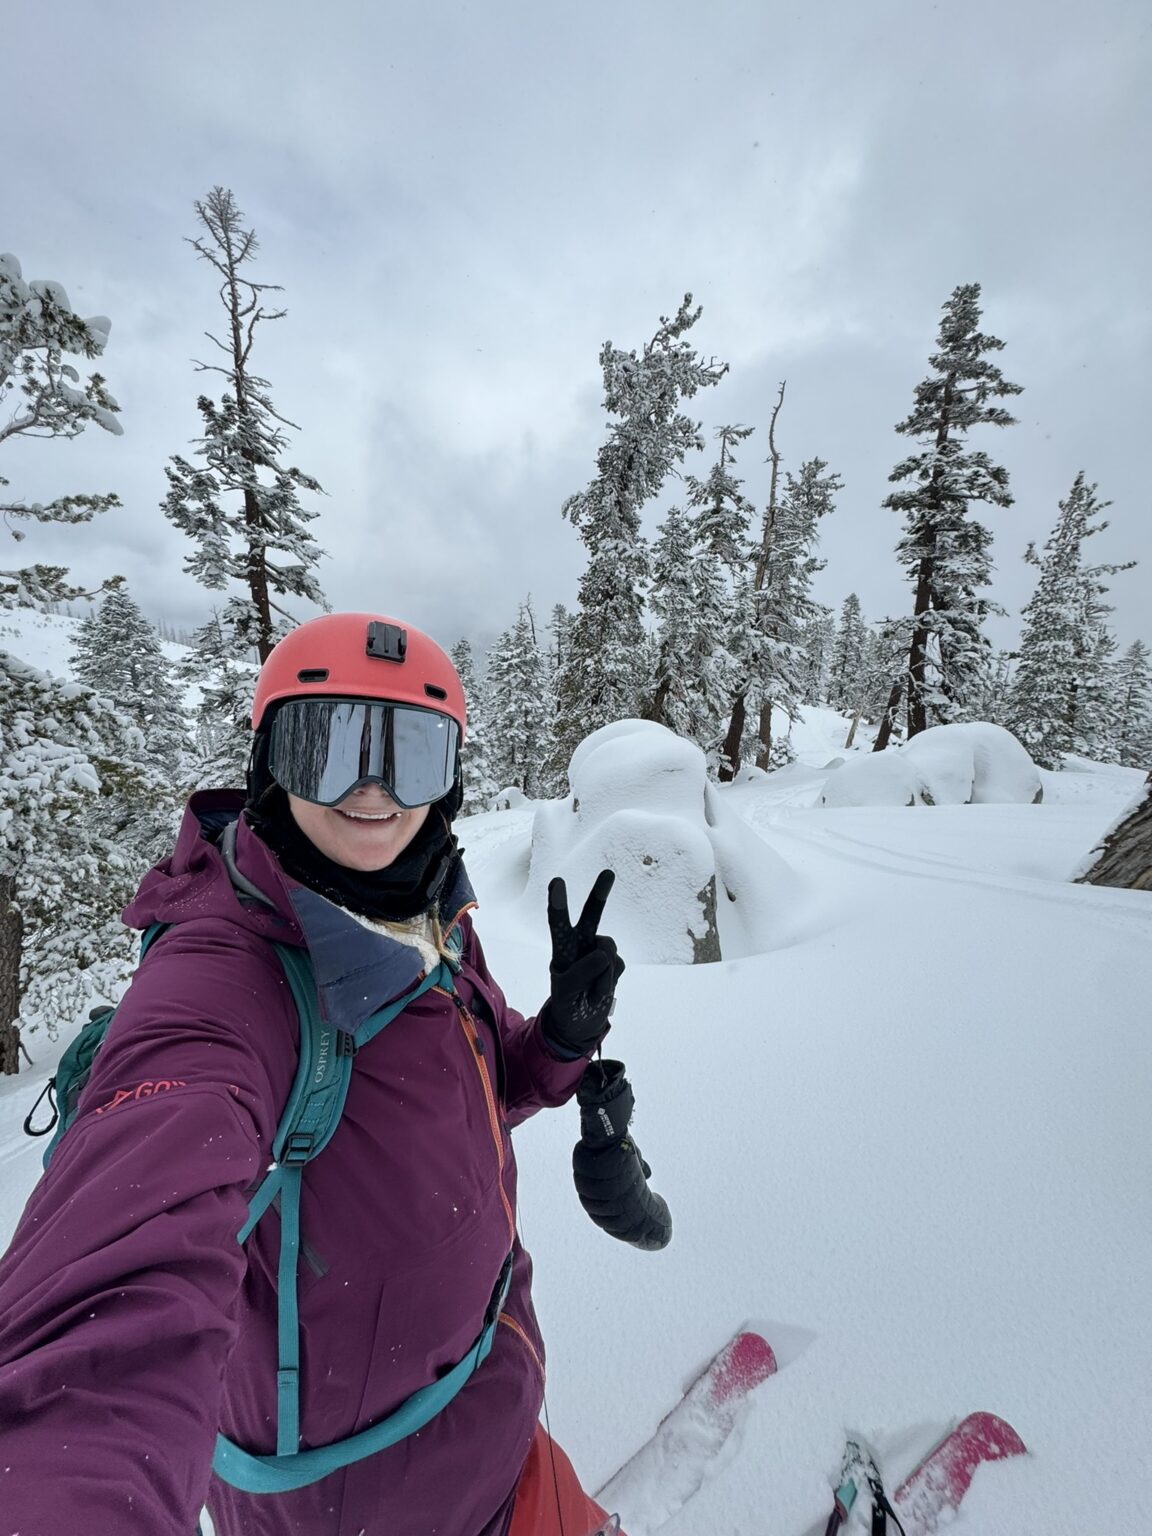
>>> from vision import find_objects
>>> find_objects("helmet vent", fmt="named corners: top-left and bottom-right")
top-left (297, 668), bottom-right (329, 683)
top-left (424, 683), bottom-right (448, 701)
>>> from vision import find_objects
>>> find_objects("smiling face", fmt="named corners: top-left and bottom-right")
top-left (287, 783), bottom-right (431, 872)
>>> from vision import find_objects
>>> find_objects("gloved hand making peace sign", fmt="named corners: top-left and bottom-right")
top-left (539, 869), bottom-right (626, 1059)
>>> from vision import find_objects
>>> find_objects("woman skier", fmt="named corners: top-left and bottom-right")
top-left (0, 611), bottom-right (624, 1536)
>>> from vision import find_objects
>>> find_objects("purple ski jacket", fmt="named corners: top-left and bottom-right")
top-left (0, 792), bottom-right (588, 1536)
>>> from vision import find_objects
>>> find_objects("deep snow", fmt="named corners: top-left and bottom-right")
top-left (1, 695), bottom-right (1149, 1534)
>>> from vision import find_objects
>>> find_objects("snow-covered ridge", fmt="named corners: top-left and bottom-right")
top-left (0, 605), bottom-right (191, 682)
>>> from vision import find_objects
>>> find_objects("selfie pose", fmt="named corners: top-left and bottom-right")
top-left (0, 612), bottom-right (625, 1536)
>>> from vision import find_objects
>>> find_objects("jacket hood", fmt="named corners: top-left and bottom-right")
top-left (123, 790), bottom-right (479, 1030)
top-left (123, 790), bottom-right (305, 947)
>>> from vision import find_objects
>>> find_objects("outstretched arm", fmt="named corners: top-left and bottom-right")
top-left (0, 926), bottom-right (288, 1535)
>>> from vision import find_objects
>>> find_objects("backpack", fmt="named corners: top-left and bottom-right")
top-left (23, 893), bottom-right (510, 1497)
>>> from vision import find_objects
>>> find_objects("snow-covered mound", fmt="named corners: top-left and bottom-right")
top-left (821, 722), bottom-right (1043, 808)
top-left (818, 749), bottom-right (923, 808)
top-left (902, 722), bottom-right (1043, 805)
top-left (527, 720), bottom-right (804, 964)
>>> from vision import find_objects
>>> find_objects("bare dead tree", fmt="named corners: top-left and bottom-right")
top-left (718, 381), bottom-right (786, 780)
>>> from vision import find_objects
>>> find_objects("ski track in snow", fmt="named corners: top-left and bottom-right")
top-left (757, 810), bottom-right (1151, 939)
top-left (0, 696), bottom-right (1148, 1536)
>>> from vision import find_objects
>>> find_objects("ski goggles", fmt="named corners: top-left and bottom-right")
top-left (267, 697), bottom-right (460, 809)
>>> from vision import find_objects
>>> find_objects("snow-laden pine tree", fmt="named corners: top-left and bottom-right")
top-left (0, 653), bottom-right (151, 1066)
top-left (874, 283), bottom-right (1023, 750)
top-left (487, 599), bottom-right (553, 799)
top-left (721, 450), bottom-right (841, 773)
top-left (655, 424), bottom-right (758, 754)
top-left (1113, 640), bottom-right (1152, 769)
top-left (798, 607), bottom-right (836, 707)
top-left (1, 251), bottom-right (122, 606)
top-left (1007, 472), bottom-right (1134, 768)
top-left (1079, 624), bottom-right (1122, 763)
top-left (73, 588), bottom-right (189, 782)
top-left (163, 189), bottom-right (327, 665)
top-left (0, 253), bottom-right (130, 1071)
top-left (548, 603), bottom-right (573, 681)
top-left (863, 618), bottom-right (915, 747)
top-left (72, 589), bottom-right (189, 868)
top-left (535, 605), bottom-right (573, 798)
top-left (964, 649), bottom-right (1016, 726)
top-left (451, 637), bottom-right (500, 814)
top-left (178, 609), bottom-right (259, 789)
top-left (827, 593), bottom-right (869, 713)
top-left (647, 506), bottom-right (735, 747)
top-left (687, 424), bottom-right (756, 573)
top-left (552, 297), bottom-right (727, 779)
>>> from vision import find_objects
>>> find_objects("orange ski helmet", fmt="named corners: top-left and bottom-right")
top-left (251, 613), bottom-right (467, 741)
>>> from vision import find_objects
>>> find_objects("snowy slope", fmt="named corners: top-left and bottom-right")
top-left (461, 759), bottom-right (1151, 1535)
top-left (0, 604), bottom-right (191, 680)
top-left (1, 711), bottom-right (1149, 1534)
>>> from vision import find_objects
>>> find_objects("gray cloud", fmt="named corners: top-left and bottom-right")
top-left (6, 0), bottom-right (1149, 658)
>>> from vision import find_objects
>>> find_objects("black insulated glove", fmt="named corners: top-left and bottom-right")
top-left (572, 1059), bottom-right (672, 1251)
top-left (539, 870), bottom-right (625, 1059)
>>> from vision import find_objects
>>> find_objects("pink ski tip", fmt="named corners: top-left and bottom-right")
top-left (706, 1330), bottom-right (778, 1407)
top-left (895, 1411), bottom-right (1027, 1528)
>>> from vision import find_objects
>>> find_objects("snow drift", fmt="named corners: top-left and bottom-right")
top-left (821, 722), bottom-right (1043, 808)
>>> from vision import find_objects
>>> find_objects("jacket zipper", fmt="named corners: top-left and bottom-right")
top-left (444, 990), bottom-right (516, 1244)
top-left (498, 1312), bottom-right (545, 1382)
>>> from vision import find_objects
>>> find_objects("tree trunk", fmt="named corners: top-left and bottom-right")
top-left (755, 698), bottom-right (773, 771)
top-left (906, 555), bottom-right (934, 739)
top-left (1078, 776), bottom-right (1152, 889)
top-left (752, 383), bottom-right (786, 593)
top-left (900, 381), bottom-right (953, 741)
top-left (0, 873), bottom-right (24, 1076)
top-left (717, 690), bottom-right (746, 782)
top-left (645, 674), bottom-right (672, 727)
top-left (873, 677), bottom-right (904, 752)
top-left (844, 704), bottom-right (864, 749)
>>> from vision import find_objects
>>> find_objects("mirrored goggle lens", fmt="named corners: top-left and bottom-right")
top-left (268, 699), bottom-right (459, 808)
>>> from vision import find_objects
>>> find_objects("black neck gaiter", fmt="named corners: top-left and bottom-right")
top-left (245, 782), bottom-right (463, 923)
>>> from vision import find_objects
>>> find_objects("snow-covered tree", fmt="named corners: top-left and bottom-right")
top-left (647, 505), bottom-right (735, 747)
top-left (755, 456), bottom-right (841, 764)
top-left (451, 637), bottom-right (500, 814)
top-left (875, 283), bottom-right (1023, 749)
top-left (552, 296), bottom-right (727, 777)
top-left (1007, 473), bottom-right (1134, 768)
top-left (73, 588), bottom-right (189, 780)
top-left (179, 609), bottom-right (258, 789)
top-left (0, 653), bottom-right (152, 1068)
top-left (71, 589), bottom-right (189, 868)
top-left (964, 649), bottom-right (1016, 727)
top-left (548, 603), bottom-right (573, 681)
top-left (1113, 640), bottom-right (1152, 769)
top-left (163, 188), bottom-right (327, 665)
top-left (487, 599), bottom-right (553, 798)
top-left (654, 424), bottom-right (757, 754)
top-left (864, 618), bottom-right (915, 746)
top-left (827, 593), bottom-right (869, 713)
top-left (686, 423), bottom-right (756, 572)
top-left (798, 607), bottom-right (836, 707)
top-left (1, 252), bottom-right (123, 608)
top-left (720, 427), bottom-right (841, 773)
top-left (0, 253), bottom-right (128, 1071)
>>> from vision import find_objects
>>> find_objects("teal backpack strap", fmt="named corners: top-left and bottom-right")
top-left (213, 1253), bottom-right (512, 1494)
top-left (220, 939), bottom-right (472, 1481)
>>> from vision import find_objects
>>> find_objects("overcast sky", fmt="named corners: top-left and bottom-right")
top-left (6, 0), bottom-right (1149, 662)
